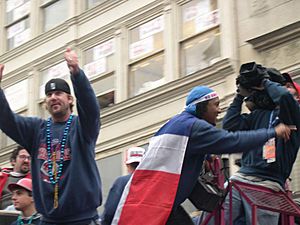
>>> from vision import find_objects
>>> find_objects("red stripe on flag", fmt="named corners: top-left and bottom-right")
top-left (118, 170), bottom-right (180, 225)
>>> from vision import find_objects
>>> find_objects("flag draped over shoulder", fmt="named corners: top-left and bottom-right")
top-left (112, 112), bottom-right (196, 225)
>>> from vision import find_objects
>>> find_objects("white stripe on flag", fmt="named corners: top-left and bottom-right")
top-left (112, 133), bottom-right (189, 224)
top-left (138, 133), bottom-right (189, 174)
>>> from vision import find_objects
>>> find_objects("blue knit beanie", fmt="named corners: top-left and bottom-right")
top-left (185, 86), bottom-right (218, 115)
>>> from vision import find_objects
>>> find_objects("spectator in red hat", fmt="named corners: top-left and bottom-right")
top-left (282, 72), bottom-right (300, 103)
top-left (100, 147), bottom-right (145, 225)
top-left (0, 146), bottom-right (31, 210)
top-left (8, 178), bottom-right (41, 225)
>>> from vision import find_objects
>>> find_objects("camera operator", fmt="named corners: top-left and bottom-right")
top-left (223, 62), bottom-right (300, 225)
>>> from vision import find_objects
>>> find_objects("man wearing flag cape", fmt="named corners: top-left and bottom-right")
top-left (112, 86), bottom-right (293, 225)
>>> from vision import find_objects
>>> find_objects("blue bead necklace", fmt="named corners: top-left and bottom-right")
top-left (46, 114), bottom-right (73, 208)
top-left (17, 213), bottom-right (35, 225)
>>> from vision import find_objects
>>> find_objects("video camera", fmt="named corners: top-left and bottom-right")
top-left (236, 62), bottom-right (285, 110)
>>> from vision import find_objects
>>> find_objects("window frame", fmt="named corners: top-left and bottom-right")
top-left (179, 0), bottom-right (221, 76)
top-left (127, 15), bottom-right (166, 97)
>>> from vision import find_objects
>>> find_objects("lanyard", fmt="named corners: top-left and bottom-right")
top-left (268, 110), bottom-right (278, 128)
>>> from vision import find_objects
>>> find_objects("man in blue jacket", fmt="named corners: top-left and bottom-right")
top-left (101, 147), bottom-right (145, 225)
top-left (112, 85), bottom-right (293, 225)
top-left (223, 63), bottom-right (300, 225)
top-left (0, 48), bottom-right (101, 225)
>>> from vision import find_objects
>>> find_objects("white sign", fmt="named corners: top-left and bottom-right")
top-left (93, 39), bottom-right (115, 60)
top-left (13, 1), bottom-right (30, 21)
top-left (7, 20), bottom-right (25, 39)
top-left (6, 0), bottom-right (24, 12)
top-left (14, 28), bottom-right (30, 47)
top-left (139, 16), bottom-right (164, 40)
top-left (39, 62), bottom-right (70, 98)
top-left (183, 6), bottom-right (199, 22)
top-left (83, 57), bottom-right (107, 79)
top-left (5, 79), bottom-right (28, 111)
top-left (183, 1), bottom-right (210, 22)
top-left (47, 61), bottom-right (70, 79)
top-left (195, 9), bottom-right (220, 33)
top-left (196, 1), bottom-right (210, 15)
top-left (129, 36), bottom-right (154, 60)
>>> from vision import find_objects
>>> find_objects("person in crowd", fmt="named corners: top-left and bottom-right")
top-left (8, 178), bottom-right (41, 225)
top-left (112, 85), bottom-right (293, 225)
top-left (282, 72), bottom-right (300, 103)
top-left (0, 47), bottom-right (102, 225)
top-left (222, 62), bottom-right (300, 225)
top-left (101, 147), bottom-right (145, 225)
top-left (0, 146), bottom-right (31, 210)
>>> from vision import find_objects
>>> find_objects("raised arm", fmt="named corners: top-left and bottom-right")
top-left (0, 64), bottom-right (40, 152)
top-left (189, 119), bottom-right (292, 155)
top-left (64, 48), bottom-right (100, 142)
top-left (222, 93), bottom-right (251, 131)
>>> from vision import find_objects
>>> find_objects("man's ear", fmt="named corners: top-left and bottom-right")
top-left (43, 98), bottom-right (48, 110)
top-left (68, 95), bottom-right (74, 104)
top-left (11, 160), bottom-right (16, 167)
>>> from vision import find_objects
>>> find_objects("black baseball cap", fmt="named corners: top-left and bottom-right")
top-left (45, 78), bottom-right (71, 95)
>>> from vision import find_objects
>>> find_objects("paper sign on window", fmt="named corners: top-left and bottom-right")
top-left (5, 79), bottom-right (28, 111)
top-left (7, 20), bottom-right (25, 39)
top-left (195, 9), bottom-right (219, 33)
top-left (13, 1), bottom-right (30, 21)
top-left (139, 16), bottom-right (164, 40)
top-left (93, 39), bottom-right (115, 60)
top-left (83, 57), bottom-right (107, 79)
top-left (129, 36), bottom-right (154, 60)
top-left (6, 0), bottom-right (24, 12)
top-left (14, 28), bottom-right (30, 47)
top-left (47, 61), bottom-right (70, 79)
top-left (183, 6), bottom-right (199, 22)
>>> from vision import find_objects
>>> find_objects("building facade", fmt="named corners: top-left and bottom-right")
top-left (0, 0), bottom-right (300, 212)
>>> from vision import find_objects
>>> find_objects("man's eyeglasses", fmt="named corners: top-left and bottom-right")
top-left (18, 155), bottom-right (31, 160)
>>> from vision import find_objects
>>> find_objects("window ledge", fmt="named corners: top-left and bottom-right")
top-left (246, 21), bottom-right (300, 52)
top-left (100, 58), bottom-right (235, 125)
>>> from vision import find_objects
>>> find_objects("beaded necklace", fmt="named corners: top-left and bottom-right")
top-left (17, 213), bottom-right (36, 225)
top-left (46, 114), bottom-right (73, 208)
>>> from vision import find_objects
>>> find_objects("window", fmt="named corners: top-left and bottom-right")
top-left (83, 39), bottom-right (116, 109)
top-left (3, 80), bottom-right (29, 147)
top-left (180, 0), bottom-right (221, 76)
top-left (42, 0), bottom-right (68, 32)
top-left (38, 62), bottom-right (70, 118)
top-left (5, 0), bottom-right (31, 50)
top-left (129, 54), bottom-right (164, 96)
top-left (128, 16), bottom-right (165, 97)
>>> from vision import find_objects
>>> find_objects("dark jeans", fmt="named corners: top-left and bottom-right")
top-left (166, 206), bottom-right (195, 225)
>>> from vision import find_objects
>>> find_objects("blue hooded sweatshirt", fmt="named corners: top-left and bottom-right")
top-left (0, 69), bottom-right (102, 224)
top-left (223, 79), bottom-right (300, 187)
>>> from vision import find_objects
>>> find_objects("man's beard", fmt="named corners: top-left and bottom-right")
top-left (20, 164), bottom-right (30, 174)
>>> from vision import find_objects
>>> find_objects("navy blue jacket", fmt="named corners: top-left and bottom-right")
top-left (101, 174), bottom-right (131, 225)
top-left (172, 111), bottom-right (276, 209)
top-left (223, 80), bottom-right (300, 186)
top-left (0, 70), bottom-right (102, 223)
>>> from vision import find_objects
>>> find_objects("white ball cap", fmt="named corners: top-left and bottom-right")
top-left (125, 147), bottom-right (145, 164)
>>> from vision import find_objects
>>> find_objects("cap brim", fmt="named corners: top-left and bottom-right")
top-left (125, 159), bottom-right (142, 164)
top-left (8, 183), bottom-right (31, 192)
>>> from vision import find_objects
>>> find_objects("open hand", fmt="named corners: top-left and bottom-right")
top-left (274, 123), bottom-right (297, 142)
top-left (64, 47), bottom-right (79, 75)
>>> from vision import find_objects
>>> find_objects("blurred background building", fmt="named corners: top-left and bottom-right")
top-left (0, 0), bottom-right (299, 213)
